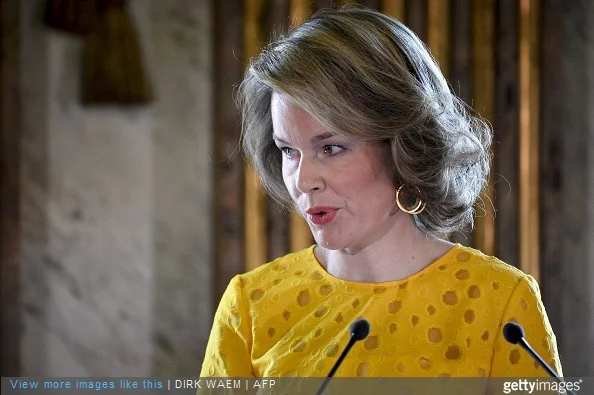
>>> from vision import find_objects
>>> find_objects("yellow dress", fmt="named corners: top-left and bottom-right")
top-left (200, 244), bottom-right (562, 377)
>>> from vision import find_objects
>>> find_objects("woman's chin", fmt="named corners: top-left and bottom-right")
top-left (313, 234), bottom-right (346, 251)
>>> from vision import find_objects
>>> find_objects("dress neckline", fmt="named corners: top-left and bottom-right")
top-left (304, 243), bottom-right (463, 287)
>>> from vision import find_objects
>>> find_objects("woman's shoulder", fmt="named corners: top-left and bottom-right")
top-left (447, 244), bottom-right (532, 289)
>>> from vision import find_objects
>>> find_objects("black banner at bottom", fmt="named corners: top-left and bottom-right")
top-left (2, 377), bottom-right (590, 395)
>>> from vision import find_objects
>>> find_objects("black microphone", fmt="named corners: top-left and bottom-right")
top-left (315, 318), bottom-right (370, 395)
top-left (502, 321), bottom-right (576, 395)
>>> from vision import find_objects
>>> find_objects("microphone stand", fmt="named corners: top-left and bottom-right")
top-left (502, 322), bottom-right (577, 395)
top-left (516, 337), bottom-right (561, 380)
top-left (316, 336), bottom-right (357, 395)
top-left (315, 319), bottom-right (370, 395)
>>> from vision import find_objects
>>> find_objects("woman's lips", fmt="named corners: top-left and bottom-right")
top-left (306, 207), bottom-right (338, 225)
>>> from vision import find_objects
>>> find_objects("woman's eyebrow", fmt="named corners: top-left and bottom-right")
top-left (272, 132), bottom-right (336, 145)
top-left (309, 132), bottom-right (335, 144)
top-left (272, 135), bottom-right (289, 145)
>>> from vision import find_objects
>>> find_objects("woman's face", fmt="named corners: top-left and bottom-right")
top-left (271, 93), bottom-right (400, 253)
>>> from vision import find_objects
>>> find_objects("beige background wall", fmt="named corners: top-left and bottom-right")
top-left (18, 0), bottom-right (213, 376)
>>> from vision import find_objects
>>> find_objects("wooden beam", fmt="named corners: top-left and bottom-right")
top-left (358, 0), bottom-right (381, 10)
top-left (427, 0), bottom-right (450, 78)
top-left (263, 0), bottom-right (292, 262)
top-left (448, 0), bottom-right (473, 246)
top-left (381, 0), bottom-right (405, 21)
top-left (493, 0), bottom-right (520, 267)
top-left (540, 0), bottom-right (594, 376)
top-left (449, 0), bottom-right (472, 104)
top-left (290, 0), bottom-right (311, 27)
top-left (0, 0), bottom-right (22, 376)
top-left (518, 0), bottom-right (539, 279)
top-left (539, 0), bottom-right (564, 364)
top-left (405, 0), bottom-right (427, 44)
top-left (264, 0), bottom-right (291, 40)
top-left (428, 0), bottom-right (454, 241)
top-left (312, 0), bottom-right (335, 12)
top-left (471, 0), bottom-right (495, 256)
top-left (213, 0), bottom-right (245, 302)
top-left (244, 0), bottom-right (268, 271)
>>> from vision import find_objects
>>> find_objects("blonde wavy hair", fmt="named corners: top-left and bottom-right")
top-left (237, 6), bottom-right (492, 238)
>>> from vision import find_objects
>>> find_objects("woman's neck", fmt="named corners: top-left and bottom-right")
top-left (314, 214), bottom-right (455, 283)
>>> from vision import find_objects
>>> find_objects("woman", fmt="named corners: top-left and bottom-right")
top-left (201, 7), bottom-right (561, 378)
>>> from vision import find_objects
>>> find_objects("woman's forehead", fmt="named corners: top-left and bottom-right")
top-left (271, 93), bottom-right (328, 139)
top-left (270, 92), bottom-right (361, 145)
top-left (271, 92), bottom-right (307, 115)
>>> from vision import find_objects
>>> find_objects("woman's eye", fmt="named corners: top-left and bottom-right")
top-left (280, 147), bottom-right (297, 158)
top-left (322, 145), bottom-right (345, 155)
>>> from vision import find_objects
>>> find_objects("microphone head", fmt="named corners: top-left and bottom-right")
top-left (350, 319), bottom-right (370, 341)
top-left (503, 322), bottom-right (525, 345)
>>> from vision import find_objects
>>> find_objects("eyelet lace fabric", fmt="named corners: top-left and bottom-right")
top-left (201, 244), bottom-right (561, 378)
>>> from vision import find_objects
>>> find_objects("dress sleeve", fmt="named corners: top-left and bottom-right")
top-left (200, 275), bottom-right (255, 377)
top-left (490, 274), bottom-right (563, 377)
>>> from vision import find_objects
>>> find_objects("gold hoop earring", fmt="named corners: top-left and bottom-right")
top-left (396, 185), bottom-right (426, 215)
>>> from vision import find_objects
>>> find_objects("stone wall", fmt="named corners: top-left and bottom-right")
top-left (19, 0), bottom-right (213, 376)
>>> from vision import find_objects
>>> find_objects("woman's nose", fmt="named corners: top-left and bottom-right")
top-left (295, 157), bottom-right (325, 194)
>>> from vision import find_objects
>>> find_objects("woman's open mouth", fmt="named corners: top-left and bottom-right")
top-left (306, 207), bottom-right (338, 225)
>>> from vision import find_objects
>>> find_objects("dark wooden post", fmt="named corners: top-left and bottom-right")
top-left (261, 0), bottom-right (291, 263)
top-left (493, 0), bottom-right (520, 268)
top-left (540, 0), bottom-right (594, 376)
top-left (212, 0), bottom-right (246, 304)
top-left (405, 0), bottom-right (428, 44)
top-left (0, 0), bottom-right (22, 377)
